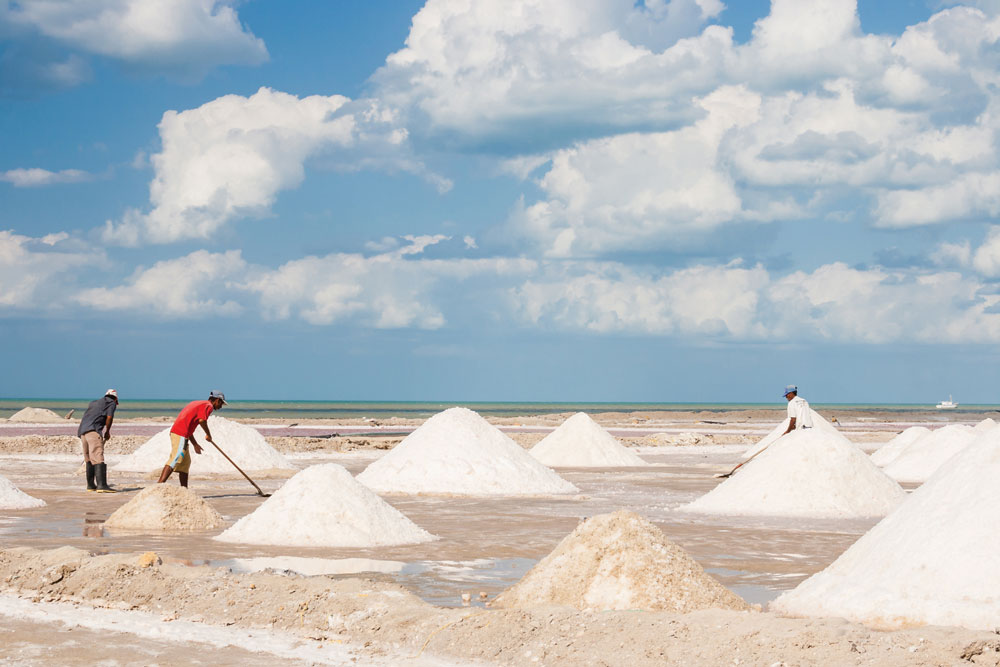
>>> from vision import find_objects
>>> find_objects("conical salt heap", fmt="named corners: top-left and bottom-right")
top-left (8, 407), bottom-right (65, 423)
top-left (772, 429), bottom-right (1000, 630)
top-left (0, 474), bottom-right (45, 509)
top-left (104, 485), bottom-right (224, 531)
top-left (973, 417), bottom-right (997, 433)
top-left (216, 464), bottom-right (437, 547)
top-left (494, 511), bottom-right (748, 612)
top-left (529, 412), bottom-right (648, 467)
top-left (357, 407), bottom-right (578, 495)
top-left (682, 429), bottom-right (905, 518)
top-left (882, 424), bottom-right (976, 483)
top-left (742, 410), bottom-right (850, 459)
top-left (115, 415), bottom-right (294, 474)
top-left (870, 426), bottom-right (930, 467)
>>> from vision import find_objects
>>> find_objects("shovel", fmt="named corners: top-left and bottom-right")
top-left (208, 440), bottom-right (270, 497)
top-left (714, 432), bottom-right (785, 479)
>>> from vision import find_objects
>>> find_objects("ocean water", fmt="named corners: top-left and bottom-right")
top-left (1, 399), bottom-right (996, 421)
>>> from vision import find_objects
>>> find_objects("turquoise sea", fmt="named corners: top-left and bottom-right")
top-left (1, 399), bottom-right (997, 420)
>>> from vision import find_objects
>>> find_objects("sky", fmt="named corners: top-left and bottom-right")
top-left (3, 0), bottom-right (1000, 404)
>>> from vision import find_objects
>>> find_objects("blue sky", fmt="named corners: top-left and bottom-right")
top-left (3, 0), bottom-right (1000, 403)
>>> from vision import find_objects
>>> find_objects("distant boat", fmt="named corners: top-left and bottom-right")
top-left (936, 395), bottom-right (958, 410)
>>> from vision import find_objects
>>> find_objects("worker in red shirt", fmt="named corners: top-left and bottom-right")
top-left (157, 391), bottom-right (227, 487)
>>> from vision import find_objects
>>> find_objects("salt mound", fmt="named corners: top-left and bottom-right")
top-left (772, 429), bottom-right (1000, 630)
top-left (529, 412), bottom-right (648, 467)
top-left (216, 464), bottom-right (436, 547)
top-left (681, 429), bottom-right (905, 518)
top-left (9, 407), bottom-right (65, 423)
top-left (882, 424), bottom-right (977, 483)
top-left (973, 417), bottom-right (997, 433)
top-left (494, 511), bottom-right (748, 612)
top-left (742, 410), bottom-right (850, 459)
top-left (0, 474), bottom-right (45, 509)
top-left (114, 415), bottom-right (294, 473)
top-left (357, 407), bottom-right (578, 495)
top-left (104, 485), bottom-right (224, 531)
top-left (870, 426), bottom-right (930, 467)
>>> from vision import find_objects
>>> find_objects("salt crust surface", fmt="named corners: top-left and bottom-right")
top-left (114, 416), bottom-right (294, 473)
top-left (357, 407), bottom-right (578, 496)
top-left (682, 429), bottom-right (905, 518)
top-left (216, 463), bottom-right (436, 547)
top-left (882, 424), bottom-right (977, 483)
top-left (0, 474), bottom-right (45, 509)
top-left (772, 429), bottom-right (1000, 630)
top-left (869, 426), bottom-right (930, 467)
top-left (104, 485), bottom-right (224, 531)
top-left (9, 407), bottom-right (66, 423)
top-left (529, 412), bottom-right (648, 467)
top-left (495, 510), bottom-right (748, 612)
top-left (742, 410), bottom-right (849, 459)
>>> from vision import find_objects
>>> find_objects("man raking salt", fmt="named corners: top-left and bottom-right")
top-left (716, 384), bottom-right (813, 478)
top-left (157, 391), bottom-right (227, 488)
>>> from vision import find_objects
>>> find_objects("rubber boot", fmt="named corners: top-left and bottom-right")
top-left (85, 462), bottom-right (96, 491)
top-left (95, 463), bottom-right (116, 493)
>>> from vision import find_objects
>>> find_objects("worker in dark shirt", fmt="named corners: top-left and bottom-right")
top-left (77, 389), bottom-right (118, 492)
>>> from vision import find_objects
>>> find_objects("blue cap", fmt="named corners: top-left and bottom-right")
top-left (783, 385), bottom-right (797, 397)
top-left (208, 390), bottom-right (227, 405)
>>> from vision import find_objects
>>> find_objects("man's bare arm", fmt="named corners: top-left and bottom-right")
top-left (782, 416), bottom-right (797, 435)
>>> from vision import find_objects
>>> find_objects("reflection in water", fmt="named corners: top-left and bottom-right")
top-left (82, 513), bottom-right (104, 538)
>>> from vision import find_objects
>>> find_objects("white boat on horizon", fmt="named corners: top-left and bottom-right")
top-left (936, 395), bottom-right (958, 410)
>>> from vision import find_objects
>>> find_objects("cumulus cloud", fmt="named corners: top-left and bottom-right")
top-left (103, 88), bottom-right (449, 245)
top-left (511, 259), bottom-right (1000, 343)
top-left (972, 226), bottom-right (1000, 277)
top-left (0, 230), bottom-right (92, 307)
top-left (75, 249), bottom-right (249, 316)
top-left (0, 167), bottom-right (91, 186)
top-left (2, 0), bottom-right (267, 81)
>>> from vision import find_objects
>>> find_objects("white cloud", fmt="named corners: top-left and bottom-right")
top-left (972, 226), bottom-right (1000, 276)
top-left (103, 88), bottom-right (447, 245)
top-left (932, 240), bottom-right (972, 267)
top-left (75, 249), bottom-right (248, 316)
top-left (3, 0), bottom-right (267, 79)
top-left (0, 230), bottom-right (92, 307)
top-left (0, 167), bottom-right (91, 186)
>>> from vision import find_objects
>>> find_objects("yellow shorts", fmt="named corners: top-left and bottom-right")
top-left (167, 433), bottom-right (192, 474)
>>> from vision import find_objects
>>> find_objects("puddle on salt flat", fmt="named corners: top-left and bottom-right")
top-left (213, 556), bottom-right (406, 577)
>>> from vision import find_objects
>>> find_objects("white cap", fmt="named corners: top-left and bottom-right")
top-left (105, 389), bottom-right (118, 399)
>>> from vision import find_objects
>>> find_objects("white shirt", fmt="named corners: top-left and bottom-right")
top-left (787, 395), bottom-right (813, 428)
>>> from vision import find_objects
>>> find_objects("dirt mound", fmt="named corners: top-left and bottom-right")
top-left (8, 407), bottom-right (67, 423)
top-left (494, 510), bottom-right (749, 612)
top-left (104, 485), bottom-right (224, 531)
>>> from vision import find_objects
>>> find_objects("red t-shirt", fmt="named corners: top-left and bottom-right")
top-left (171, 400), bottom-right (214, 438)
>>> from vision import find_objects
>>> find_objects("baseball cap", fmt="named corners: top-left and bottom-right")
top-left (105, 389), bottom-right (118, 399)
top-left (209, 390), bottom-right (228, 405)
top-left (783, 385), bottom-right (797, 397)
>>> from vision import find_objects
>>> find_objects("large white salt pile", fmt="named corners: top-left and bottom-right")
top-left (357, 407), bottom-right (578, 495)
top-left (104, 485), bottom-right (224, 531)
top-left (973, 417), bottom-right (997, 433)
top-left (742, 410), bottom-right (850, 459)
top-left (529, 412), bottom-right (648, 467)
top-left (681, 429), bottom-right (905, 518)
top-left (114, 415), bottom-right (294, 474)
top-left (0, 474), bottom-right (45, 509)
top-left (494, 511), bottom-right (748, 612)
top-left (882, 423), bottom-right (977, 483)
top-left (216, 464), bottom-right (436, 547)
top-left (8, 407), bottom-right (66, 423)
top-left (772, 429), bottom-right (1000, 630)
top-left (869, 426), bottom-right (930, 467)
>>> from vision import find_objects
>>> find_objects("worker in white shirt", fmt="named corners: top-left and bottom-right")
top-left (781, 385), bottom-right (813, 435)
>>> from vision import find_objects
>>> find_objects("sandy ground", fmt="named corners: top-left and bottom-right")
top-left (0, 410), bottom-right (996, 666)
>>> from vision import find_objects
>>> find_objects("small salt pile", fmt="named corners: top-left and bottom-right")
top-left (216, 464), bottom-right (436, 547)
top-left (772, 428), bottom-right (1000, 630)
top-left (973, 417), bottom-right (997, 433)
top-left (357, 407), bottom-right (578, 495)
top-left (681, 429), bottom-right (905, 518)
top-left (494, 511), bottom-right (747, 612)
top-left (869, 426), bottom-right (930, 467)
top-left (882, 424), bottom-right (977, 483)
top-left (0, 474), bottom-right (45, 509)
top-left (742, 410), bottom-right (850, 459)
top-left (8, 407), bottom-right (65, 423)
top-left (114, 415), bottom-right (294, 474)
top-left (529, 412), bottom-right (648, 467)
top-left (104, 485), bottom-right (224, 531)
